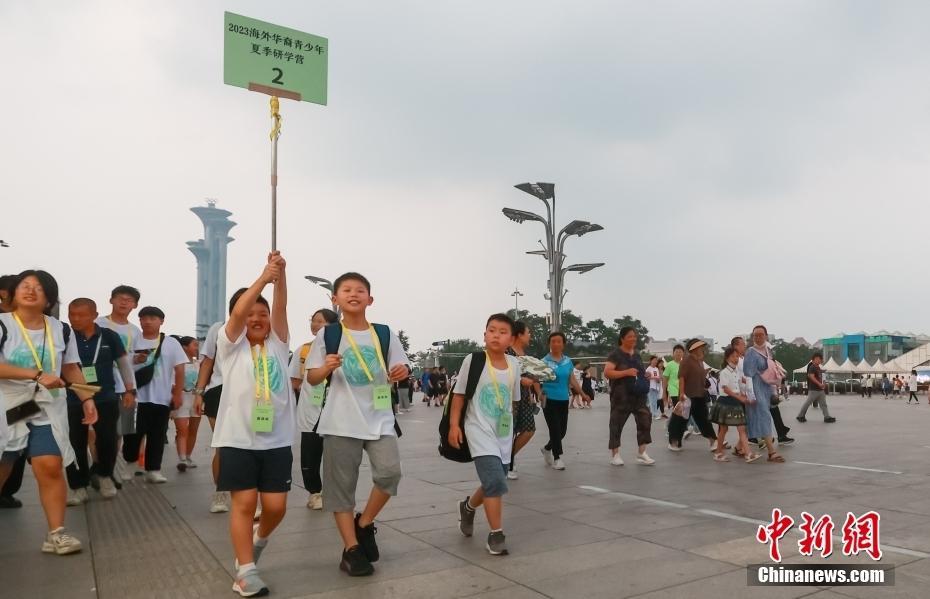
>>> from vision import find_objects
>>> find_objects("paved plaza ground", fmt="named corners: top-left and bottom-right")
top-left (2, 392), bottom-right (929, 598)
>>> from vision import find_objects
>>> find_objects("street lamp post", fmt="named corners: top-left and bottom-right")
top-left (305, 275), bottom-right (339, 314)
top-left (510, 287), bottom-right (524, 319)
top-left (503, 183), bottom-right (604, 332)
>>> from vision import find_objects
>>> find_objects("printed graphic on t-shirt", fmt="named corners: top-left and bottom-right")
top-left (341, 346), bottom-right (383, 386)
top-left (478, 381), bottom-right (511, 421)
top-left (254, 355), bottom-right (286, 394)
top-left (184, 367), bottom-right (198, 390)
top-left (7, 344), bottom-right (53, 371)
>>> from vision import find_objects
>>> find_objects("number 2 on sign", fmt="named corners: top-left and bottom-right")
top-left (272, 68), bottom-right (284, 84)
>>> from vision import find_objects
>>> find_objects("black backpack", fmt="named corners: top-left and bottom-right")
top-left (438, 351), bottom-right (486, 463)
top-left (133, 333), bottom-right (165, 389)
top-left (314, 323), bottom-right (402, 438)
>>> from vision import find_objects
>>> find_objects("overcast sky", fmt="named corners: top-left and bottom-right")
top-left (2, 1), bottom-right (928, 352)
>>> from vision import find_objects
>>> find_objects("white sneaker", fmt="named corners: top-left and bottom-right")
top-left (540, 447), bottom-right (554, 466)
top-left (66, 488), bottom-right (84, 506)
top-left (115, 456), bottom-right (134, 482)
top-left (552, 458), bottom-right (566, 470)
top-left (610, 453), bottom-right (624, 466)
top-left (637, 452), bottom-right (656, 465)
top-left (42, 527), bottom-right (82, 555)
top-left (99, 476), bottom-right (118, 499)
top-left (145, 471), bottom-right (168, 484)
top-left (667, 443), bottom-right (683, 452)
top-left (210, 491), bottom-right (230, 513)
top-left (306, 493), bottom-right (323, 510)
top-left (185, 458), bottom-right (198, 469)
top-left (506, 470), bottom-right (519, 480)
top-left (683, 430), bottom-right (693, 440)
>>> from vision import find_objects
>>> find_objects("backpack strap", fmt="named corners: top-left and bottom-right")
top-left (62, 322), bottom-right (71, 346)
top-left (372, 323), bottom-right (403, 438)
top-left (463, 351), bottom-right (487, 407)
top-left (313, 323), bottom-right (344, 434)
top-left (0, 318), bottom-right (7, 353)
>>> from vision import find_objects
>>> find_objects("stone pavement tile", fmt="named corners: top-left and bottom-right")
top-left (528, 552), bottom-right (737, 598)
top-left (465, 585), bottom-right (550, 599)
top-left (517, 492), bottom-right (627, 514)
top-left (408, 511), bottom-right (617, 554)
top-left (632, 518), bottom-right (754, 551)
top-left (817, 558), bottom-right (930, 599)
top-left (882, 522), bottom-right (930, 553)
top-left (285, 564), bottom-right (510, 599)
top-left (465, 536), bottom-right (682, 585)
top-left (628, 568), bottom-right (821, 599)
top-left (689, 535), bottom-right (792, 567)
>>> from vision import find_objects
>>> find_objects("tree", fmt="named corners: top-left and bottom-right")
top-left (772, 338), bottom-right (813, 380)
top-left (437, 338), bottom-right (481, 373)
top-left (612, 316), bottom-right (650, 353)
top-left (397, 330), bottom-right (411, 353)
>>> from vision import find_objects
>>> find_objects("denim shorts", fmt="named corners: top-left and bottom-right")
top-left (1, 423), bottom-right (61, 463)
top-left (474, 455), bottom-right (509, 498)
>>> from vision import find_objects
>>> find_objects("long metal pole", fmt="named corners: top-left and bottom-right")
top-left (269, 97), bottom-right (282, 252)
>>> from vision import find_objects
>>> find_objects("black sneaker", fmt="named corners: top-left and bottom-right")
top-left (0, 495), bottom-right (22, 509)
top-left (778, 437), bottom-right (795, 445)
top-left (824, 417), bottom-right (836, 423)
top-left (486, 531), bottom-right (508, 555)
top-left (796, 416), bottom-right (807, 423)
top-left (458, 498), bottom-right (475, 537)
top-left (340, 545), bottom-right (374, 577)
top-left (354, 514), bottom-right (380, 563)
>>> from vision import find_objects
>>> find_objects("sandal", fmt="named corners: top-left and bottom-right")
top-left (732, 447), bottom-right (745, 457)
top-left (767, 453), bottom-right (785, 463)
top-left (713, 452), bottom-right (730, 462)
top-left (745, 452), bottom-right (762, 463)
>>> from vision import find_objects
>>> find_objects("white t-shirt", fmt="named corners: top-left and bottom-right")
top-left (646, 366), bottom-right (661, 392)
top-left (212, 329), bottom-right (295, 450)
top-left (95, 316), bottom-right (142, 393)
top-left (453, 353), bottom-right (521, 464)
top-left (133, 335), bottom-right (188, 406)
top-left (289, 340), bottom-right (324, 432)
top-left (719, 364), bottom-right (742, 398)
top-left (200, 322), bottom-right (224, 391)
top-left (909, 375), bottom-right (918, 392)
top-left (707, 376), bottom-right (719, 396)
top-left (307, 326), bottom-right (409, 440)
top-left (0, 313), bottom-right (80, 425)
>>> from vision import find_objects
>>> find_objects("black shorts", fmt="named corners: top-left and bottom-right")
top-left (216, 446), bottom-right (293, 493)
top-left (203, 385), bottom-right (222, 419)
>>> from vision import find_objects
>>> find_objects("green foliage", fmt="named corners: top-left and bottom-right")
top-left (397, 330), bottom-right (411, 353)
top-left (771, 338), bottom-right (814, 379)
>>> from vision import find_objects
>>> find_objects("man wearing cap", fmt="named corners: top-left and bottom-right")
top-left (668, 339), bottom-right (717, 451)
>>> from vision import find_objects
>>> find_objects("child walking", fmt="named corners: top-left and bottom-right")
top-left (713, 346), bottom-right (760, 463)
top-left (449, 314), bottom-right (521, 555)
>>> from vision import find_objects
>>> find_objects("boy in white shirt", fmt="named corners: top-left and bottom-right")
top-left (307, 272), bottom-right (410, 577)
top-left (212, 253), bottom-right (294, 598)
top-left (449, 314), bottom-right (521, 556)
top-left (122, 306), bottom-right (186, 484)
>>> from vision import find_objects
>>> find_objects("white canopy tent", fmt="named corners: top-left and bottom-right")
top-left (836, 358), bottom-right (856, 372)
top-left (822, 357), bottom-right (842, 371)
top-left (855, 359), bottom-right (877, 374)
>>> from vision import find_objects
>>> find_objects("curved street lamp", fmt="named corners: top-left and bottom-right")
top-left (305, 275), bottom-right (339, 314)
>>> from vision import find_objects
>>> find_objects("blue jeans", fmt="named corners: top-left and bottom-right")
top-left (647, 389), bottom-right (660, 418)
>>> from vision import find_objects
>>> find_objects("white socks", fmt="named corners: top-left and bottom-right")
top-left (237, 562), bottom-right (256, 577)
top-left (253, 529), bottom-right (268, 547)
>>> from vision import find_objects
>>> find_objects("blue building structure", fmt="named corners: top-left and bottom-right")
top-left (822, 331), bottom-right (922, 364)
top-left (187, 201), bottom-right (236, 339)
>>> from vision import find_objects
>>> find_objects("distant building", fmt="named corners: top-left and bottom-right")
top-left (187, 201), bottom-right (236, 339)
top-left (820, 331), bottom-right (927, 364)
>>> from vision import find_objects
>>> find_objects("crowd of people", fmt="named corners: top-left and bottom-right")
top-left (1, 261), bottom-right (918, 597)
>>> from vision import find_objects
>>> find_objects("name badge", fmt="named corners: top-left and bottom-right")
top-left (373, 384), bottom-right (392, 411)
top-left (82, 366), bottom-right (98, 384)
top-left (497, 412), bottom-right (513, 437)
top-left (252, 404), bottom-right (274, 433)
top-left (310, 384), bottom-right (326, 406)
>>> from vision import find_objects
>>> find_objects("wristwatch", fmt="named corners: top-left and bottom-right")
top-left (33, 370), bottom-right (43, 381)
top-left (193, 387), bottom-right (206, 396)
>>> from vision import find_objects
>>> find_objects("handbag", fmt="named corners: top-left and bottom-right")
top-left (672, 396), bottom-right (692, 419)
top-left (134, 333), bottom-right (165, 389)
top-left (632, 373), bottom-right (651, 396)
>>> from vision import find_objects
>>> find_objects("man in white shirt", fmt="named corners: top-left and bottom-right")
top-left (906, 370), bottom-right (920, 404)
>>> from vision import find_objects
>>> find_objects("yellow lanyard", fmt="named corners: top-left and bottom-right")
top-left (251, 344), bottom-right (271, 403)
top-left (12, 313), bottom-right (55, 372)
top-left (343, 325), bottom-right (387, 383)
top-left (485, 351), bottom-right (513, 409)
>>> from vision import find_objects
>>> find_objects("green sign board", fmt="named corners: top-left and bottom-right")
top-left (224, 11), bottom-right (328, 105)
